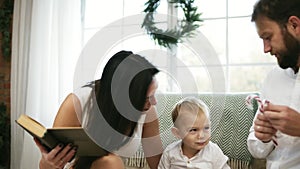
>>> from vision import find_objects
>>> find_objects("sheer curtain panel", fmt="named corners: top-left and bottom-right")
top-left (11, 0), bottom-right (82, 168)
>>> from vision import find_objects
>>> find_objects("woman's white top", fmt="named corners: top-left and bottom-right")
top-left (73, 85), bottom-right (146, 157)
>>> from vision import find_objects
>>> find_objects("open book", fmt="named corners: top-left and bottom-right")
top-left (16, 114), bottom-right (107, 156)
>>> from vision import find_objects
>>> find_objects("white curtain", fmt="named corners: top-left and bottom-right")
top-left (11, 0), bottom-right (82, 168)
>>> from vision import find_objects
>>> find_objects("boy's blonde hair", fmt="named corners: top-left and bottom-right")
top-left (171, 97), bottom-right (210, 127)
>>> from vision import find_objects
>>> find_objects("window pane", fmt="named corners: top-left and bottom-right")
top-left (177, 67), bottom-right (213, 93)
top-left (198, 19), bottom-right (227, 65)
top-left (228, 0), bottom-right (257, 17)
top-left (83, 0), bottom-right (278, 94)
top-left (124, 0), bottom-right (145, 16)
top-left (124, 0), bottom-right (169, 16)
top-left (177, 44), bottom-right (204, 66)
top-left (229, 65), bottom-right (275, 92)
top-left (228, 17), bottom-right (277, 64)
top-left (195, 0), bottom-right (226, 18)
top-left (155, 70), bottom-right (181, 93)
top-left (84, 0), bottom-right (123, 28)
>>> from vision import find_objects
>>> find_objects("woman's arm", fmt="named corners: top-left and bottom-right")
top-left (53, 93), bottom-right (81, 127)
top-left (35, 93), bottom-right (80, 169)
top-left (142, 106), bottom-right (163, 169)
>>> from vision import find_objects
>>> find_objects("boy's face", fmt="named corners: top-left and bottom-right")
top-left (173, 110), bottom-right (211, 155)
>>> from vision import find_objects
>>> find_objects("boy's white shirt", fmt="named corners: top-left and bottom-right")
top-left (158, 140), bottom-right (230, 169)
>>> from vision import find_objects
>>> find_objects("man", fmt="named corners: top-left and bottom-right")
top-left (247, 0), bottom-right (300, 168)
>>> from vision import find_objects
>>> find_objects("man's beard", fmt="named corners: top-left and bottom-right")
top-left (277, 29), bottom-right (300, 71)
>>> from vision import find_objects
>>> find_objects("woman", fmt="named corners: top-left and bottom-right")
top-left (34, 51), bottom-right (163, 169)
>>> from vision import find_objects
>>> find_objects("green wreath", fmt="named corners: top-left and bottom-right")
top-left (142, 0), bottom-right (203, 48)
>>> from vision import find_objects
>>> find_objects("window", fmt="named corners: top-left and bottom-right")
top-left (82, 0), bottom-right (276, 93)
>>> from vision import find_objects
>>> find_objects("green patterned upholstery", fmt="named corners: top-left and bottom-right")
top-left (125, 93), bottom-right (258, 169)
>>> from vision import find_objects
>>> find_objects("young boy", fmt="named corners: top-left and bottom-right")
top-left (158, 97), bottom-right (230, 169)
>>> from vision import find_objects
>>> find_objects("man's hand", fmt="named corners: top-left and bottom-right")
top-left (264, 103), bottom-right (300, 137)
top-left (254, 112), bottom-right (277, 142)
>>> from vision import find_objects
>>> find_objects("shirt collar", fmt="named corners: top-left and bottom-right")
top-left (285, 68), bottom-right (298, 79)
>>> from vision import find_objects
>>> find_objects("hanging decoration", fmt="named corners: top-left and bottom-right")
top-left (0, 0), bottom-right (14, 60)
top-left (142, 0), bottom-right (203, 48)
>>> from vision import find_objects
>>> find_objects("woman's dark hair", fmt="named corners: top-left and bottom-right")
top-left (96, 50), bottom-right (159, 140)
top-left (251, 0), bottom-right (300, 27)
top-left (74, 51), bottom-right (159, 169)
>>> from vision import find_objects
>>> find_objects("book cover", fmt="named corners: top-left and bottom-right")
top-left (16, 114), bottom-right (107, 157)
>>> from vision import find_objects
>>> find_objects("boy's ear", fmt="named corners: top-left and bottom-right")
top-left (171, 127), bottom-right (181, 139)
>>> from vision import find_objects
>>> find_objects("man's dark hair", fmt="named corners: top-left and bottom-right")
top-left (252, 0), bottom-right (300, 27)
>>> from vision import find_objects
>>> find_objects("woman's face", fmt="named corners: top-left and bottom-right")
top-left (143, 77), bottom-right (158, 111)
